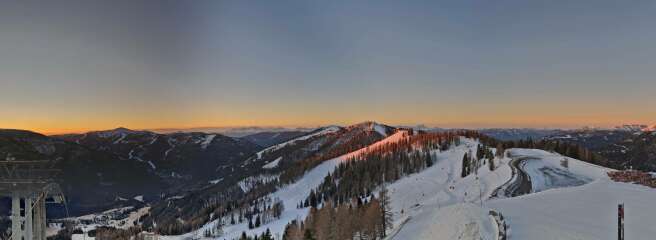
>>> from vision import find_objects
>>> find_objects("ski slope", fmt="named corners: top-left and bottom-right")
top-left (390, 203), bottom-right (497, 240)
top-left (388, 138), bottom-right (511, 240)
top-left (388, 147), bottom-right (631, 240)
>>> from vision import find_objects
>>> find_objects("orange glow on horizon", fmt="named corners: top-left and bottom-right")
top-left (3, 116), bottom-right (654, 136)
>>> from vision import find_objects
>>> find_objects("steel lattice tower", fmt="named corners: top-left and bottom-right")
top-left (0, 158), bottom-right (64, 240)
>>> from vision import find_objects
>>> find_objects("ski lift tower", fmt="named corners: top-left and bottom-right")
top-left (0, 158), bottom-right (64, 240)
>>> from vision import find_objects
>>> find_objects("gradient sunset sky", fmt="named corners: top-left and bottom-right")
top-left (1, 0), bottom-right (655, 134)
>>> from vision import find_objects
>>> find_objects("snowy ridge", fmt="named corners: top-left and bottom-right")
top-left (255, 126), bottom-right (341, 159)
top-left (162, 130), bottom-right (410, 240)
top-left (343, 130), bottom-right (409, 159)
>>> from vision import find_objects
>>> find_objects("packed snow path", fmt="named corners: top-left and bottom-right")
top-left (491, 156), bottom-right (532, 198)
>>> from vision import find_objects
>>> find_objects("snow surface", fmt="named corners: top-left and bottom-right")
top-left (201, 134), bottom-right (216, 149)
top-left (262, 157), bottom-right (282, 169)
top-left (209, 178), bottom-right (224, 184)
top-left (391, 203), bottom-right (497, 240)
top-left (55, 206), bottom-right (151, 237)
top-left (112, 133), bottom-right (127, 144)
top-left (374, 123), bottom-right (389, 136)
top-left (488, 180), bottom-right (656, 240)
top-left (147, 161), bottom-right (157, 170)
top-left (72, 233), bottom-right (95, 240)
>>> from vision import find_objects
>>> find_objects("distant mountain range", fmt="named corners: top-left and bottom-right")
top-left (147, 126), bottom-right (313, 138)
top-left (545, 128), bottom-right (656, 171)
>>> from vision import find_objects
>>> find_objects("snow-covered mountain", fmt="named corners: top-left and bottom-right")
top-left (157, 131), bottom-right (655, 240)
top-left (251, 121), bottom-right (395, 174)
top-left (55, 128), bottom-right (261, 186)
top-left (11, 122), bottom-right (655, 240)
top-left (0, 129), bottom-right (161, 216)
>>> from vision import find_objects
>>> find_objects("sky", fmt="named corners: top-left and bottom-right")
top-left (1, 0), bottom-right (655, 134)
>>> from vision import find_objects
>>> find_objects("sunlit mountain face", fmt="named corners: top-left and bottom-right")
top-left (2, 1), bottom-right (656, 240)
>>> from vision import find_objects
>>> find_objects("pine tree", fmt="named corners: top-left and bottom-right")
top-left (261, 228), bottom-right (272, 240)
top-left (379, 184), bottom-right (393, 238)
top-left (425, 152), bottom-right (433, 167)
top-left (255, 215), bottom-right (261, 228)
top-left (461, 153), bottom-right (470, 177)
top-left (309, 190), bottom-right (318, 208)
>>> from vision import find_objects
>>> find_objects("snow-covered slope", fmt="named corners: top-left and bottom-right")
top-left (255, 126), bottom-right (341, 159)
top-left (482, 149), bottom-right (656, 240)
top-left (262, 156), bottom-right (282, 169)
top-left (163, 130), bottom-right (410, 240)
top-left (387, 138), bottom-right (510, 240)
top-left (391, 203), bottom-right (497, 240)
top-left (488, 180), bottom-right (656, 240)
top-left (387, 146), bottom-right (624, 240)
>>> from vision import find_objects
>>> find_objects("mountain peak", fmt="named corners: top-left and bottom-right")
top-left (348, 121), bottom-right (392, 136)
top-left (90, 127), bottom-right (150, 138)
top-left (351, 121), bottom-right (381, 128)
top-left (112, 127), bottom-right (134, 132)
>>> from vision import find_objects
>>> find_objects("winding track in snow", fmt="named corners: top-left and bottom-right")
top-left (490, 156), bottom-right (532, 198)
